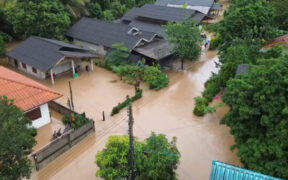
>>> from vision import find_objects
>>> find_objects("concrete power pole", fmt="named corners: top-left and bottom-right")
top-left (127, 97), bottom-right (135, 180)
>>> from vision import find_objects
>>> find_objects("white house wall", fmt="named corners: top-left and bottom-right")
top-left (73, 39), bottom-right (107, 56)
top-left (29, 103), bottom-right (51, 128)
top-left (8, 58), bottom-right (46, 79)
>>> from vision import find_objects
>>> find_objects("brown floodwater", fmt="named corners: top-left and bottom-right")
top-left (27, 48), bottom-right (241, 180)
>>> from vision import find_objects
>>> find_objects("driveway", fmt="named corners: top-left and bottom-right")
top-left (29, 49), bottom-right (241, 180)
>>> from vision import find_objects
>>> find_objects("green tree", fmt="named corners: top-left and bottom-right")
top-left (218, 0), bottom-right (277, 47)
top-left (105, 43), bottom-right (130, 66)
top-left (271, 0), bottom-right (288, 31)
top-left (138, 133), bottom-right (180, 180)
top-left (0, 34), bottom-right (5, 56)
top-left (222, 56), bottom-right (288, 178)
top-left (61, 0), bottom-right (90, 19)
top-left (164, 20), bottom-right (202, 70)
top-left (0, 96), bottom-right (36, 180)
top-left (102, 10), bottom-right (115, 21)
top-left (95, 135), bottom-right (143, 179)
top-left (5, 0), bottom-right (71, 39)
top-left (95, 133), bottom-right (180, 180)
top-left (87, 2), bottom-right (103, 19)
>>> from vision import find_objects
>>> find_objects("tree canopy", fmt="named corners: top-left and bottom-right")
top-left (164, 20), bottom-right (202, 70)
top-left (0, 96), bottom-right (36, 180)
top-left (222, 55), bottom-right (288, 178)
top-left (5, 0), bottom-right (71, 39)
top-left (0, 34), bottom-right (5, 56)
top-left (217, 0), bottom-right (278, 48)
top-left (95, 133), bottom-right (180, 180)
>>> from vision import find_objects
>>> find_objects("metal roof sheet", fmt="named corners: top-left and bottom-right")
top-left (209, 161), bottom-right (282, 180)
top-left (66, 17), bottom-right (157, 50)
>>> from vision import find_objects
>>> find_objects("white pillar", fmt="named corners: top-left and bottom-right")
top-left (50, 69), bottom-right (54, 85)
top-left (90, 59), bottom-right (94, 71)
top-left (71, 60), bottom-right (75, 75)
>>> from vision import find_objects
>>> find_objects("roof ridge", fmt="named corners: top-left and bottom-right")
top-left (0, 76), bottom-right (62, 97)
top-left (34, 36), bottom-right (65, 48)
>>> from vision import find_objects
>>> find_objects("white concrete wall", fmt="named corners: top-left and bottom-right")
top-left (29, 103), bottom-right (51, 128)
top-left (52, 59), bottom-right (81, 75)
top-left (73, 39), bottom-right (107, 56)
top-left (8, 58), bottom-right (46, 79)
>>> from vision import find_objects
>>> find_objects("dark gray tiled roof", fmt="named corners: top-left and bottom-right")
top-left (236, 64), bottom-right (249, 75)
top-left (6, 36), bottom-right (96, 72)
top-left (155, 0), bottom-right (215, 7)
top-left (123, 4), bottom-right (196, 22)
top-left (66, 17), bottom-right (157, 50)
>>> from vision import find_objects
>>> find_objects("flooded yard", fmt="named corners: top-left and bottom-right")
top-left (27, 49), bottom-right (241, 180)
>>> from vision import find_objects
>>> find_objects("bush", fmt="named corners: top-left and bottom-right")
top-left (72, 113), bottom-right (88, 129)
top-left (61, 115), bottom-right (69, 124)
top-left (209, 33), bottom-right (221, 50)
top-left (111, 89), bottom-right (143, 116)
top-left (202, 75), bottom-right (220, 102)
top-left (193, 97), bottom-right (207, 116)
top-left (61, 113), bottom-right (88, 129)
top-left (143, 66), bottom-right (169, 90)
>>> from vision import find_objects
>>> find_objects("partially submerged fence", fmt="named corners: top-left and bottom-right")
top-left (32, 101), bottom-right (95, 170)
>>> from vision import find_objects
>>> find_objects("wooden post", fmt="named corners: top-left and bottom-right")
top-left (71, 60), bottom-right (75, 76)
top-left (90, 59), bottom-right (94, 71)
top-left (69, 81), bottom-right (74, 111)
top-left (50, 69), bottom-right (54, 85)
top-left (102, 111), bottom-right (105, 121)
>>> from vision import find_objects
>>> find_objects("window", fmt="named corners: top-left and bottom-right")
top-left (22, 63), bottom-right (27, 69)
top-left (32, 67), bottom-right (37, 74)
top-left (25, 107), bottom-right (42, 121)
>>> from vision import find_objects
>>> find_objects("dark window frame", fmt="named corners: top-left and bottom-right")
top-left (32, 67), bottom-right (37, 74)
top-left (22, 63), bottom-right (27, 69)
top-left (25, 107), bottom-right (42, 121)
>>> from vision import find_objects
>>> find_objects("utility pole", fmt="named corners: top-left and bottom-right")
top-left (127, 96), bottom-right (135, 180)
top-left (69, 81), bottom-right (74, 111)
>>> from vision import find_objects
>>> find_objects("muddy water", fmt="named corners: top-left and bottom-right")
top-left (29, 50), bottom-right (240, 180)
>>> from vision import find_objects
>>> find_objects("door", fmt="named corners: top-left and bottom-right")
top-left (14, 59), bottom-right (18, 68)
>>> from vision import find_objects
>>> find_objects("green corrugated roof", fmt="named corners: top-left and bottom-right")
top-left (209, 161), bottom-right (282, 180)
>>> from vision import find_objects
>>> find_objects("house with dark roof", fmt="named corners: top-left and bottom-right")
top-left (67, 17), bottom-right (173, 63)
top-left (121, 4), bottom-right (206, 37)
top-left (6, 36), bottom-right (98, 84)
top-left (155, 0), bottom-right (217, 15)
top-left (0, 66), bottom-right (62, 128)
top-left (209, 161), bottom-right (282, 180)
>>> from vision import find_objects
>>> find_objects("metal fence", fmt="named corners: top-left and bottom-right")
top-left (32, 101), bottom-right (95, 170)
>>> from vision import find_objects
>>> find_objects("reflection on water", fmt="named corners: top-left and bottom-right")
top-left (28, 49), bottom-right (240, 180)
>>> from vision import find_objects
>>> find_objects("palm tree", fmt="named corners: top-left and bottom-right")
top-left (61, 0), bottom-right (90, 19)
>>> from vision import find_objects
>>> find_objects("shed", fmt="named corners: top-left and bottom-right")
top-left (235, 64), bottom-right (249, 76)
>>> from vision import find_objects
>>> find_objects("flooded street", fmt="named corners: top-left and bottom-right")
top-left (27, 49), bottom-right (240, 180)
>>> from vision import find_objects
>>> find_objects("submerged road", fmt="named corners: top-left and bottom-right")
top-left (29, 49), bottom-right (240, 180)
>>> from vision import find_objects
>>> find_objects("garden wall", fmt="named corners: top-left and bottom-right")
top-left (32, 101), bottom-right (95, 170)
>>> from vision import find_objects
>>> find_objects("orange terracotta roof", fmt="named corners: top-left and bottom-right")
top-left (0, 66), bottom-right (62, 111)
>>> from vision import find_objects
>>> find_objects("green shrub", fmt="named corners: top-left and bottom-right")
top-left (209, 33), bottom-right (221, 50)
top-left (202, 75), bottom-right (220, 102)
top-left (72, 114), bottom-right (88, 129)
top-left (111, 89), bottom-right (143, 116)
top-left (193, 97), bottom-right (207, 116)
top-left (143, 66), bottom-right (169, 90)
top-left (62, 115), bottom-right (69, 124)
